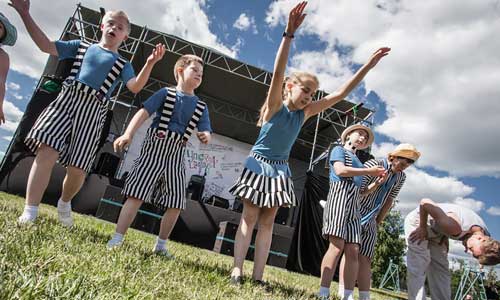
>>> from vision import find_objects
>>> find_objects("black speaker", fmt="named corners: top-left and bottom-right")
top-left (187, 174), bottom-right (205, 201)
top-left (94, 152), bottom-right (120, 178)
top-left (206, 195), bottom-right (229, 209)
top-left (275, 207), bottom-right (290, 225)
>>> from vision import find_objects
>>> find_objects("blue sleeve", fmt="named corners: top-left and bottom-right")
top-left (55, 40), bottom-right (81, 60)
top-left (329, 146), bottom-right (345, 164)
top-left (142, 88), bottom-right (167, 116)
top-left (197, 106), bottom-right (212, 133)
top-left (120, 61), bottom-right (135, 84)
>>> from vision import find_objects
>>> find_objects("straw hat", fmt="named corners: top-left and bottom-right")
top-left (340, 124), bottom-right (374, 150)
top-left (0, 13), bottom-right (17, 46)
top-left (388, 143), bottom-right (421, 161)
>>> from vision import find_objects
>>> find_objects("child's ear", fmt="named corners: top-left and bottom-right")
top-left (100, 23), bottom-right (104, 31)
top-left (286, 82), bottom-right (294, 90)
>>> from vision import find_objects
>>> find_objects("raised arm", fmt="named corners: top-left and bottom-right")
top-left (126, 43), bottom-right (165, 94)
top-left (303, 47), bottom-right (390, 120)
top-left (263, 2), bottom-right (307, 120)
top-left (9, 0), bottom-right (57, 55)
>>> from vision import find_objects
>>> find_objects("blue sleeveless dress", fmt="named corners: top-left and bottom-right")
top-left (229, 104), bottom-right (304, 207)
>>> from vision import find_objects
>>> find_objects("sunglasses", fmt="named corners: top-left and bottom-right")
top-left (395, 156), bottom-right (415, 165)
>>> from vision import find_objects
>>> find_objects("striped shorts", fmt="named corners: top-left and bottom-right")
top-left (359, 220), bottom-right (378, 258)
top-left (322, 181), bottom-right (361, 244)
top-left (123, 129), bottom-right (187, 210)
top-left (229, 153), bottom-right (296, 208)
top-left (25, 82), bottom-right (108, 172)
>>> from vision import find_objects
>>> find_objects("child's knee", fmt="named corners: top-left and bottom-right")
top-left (344, 244), bottom-right (360, 260)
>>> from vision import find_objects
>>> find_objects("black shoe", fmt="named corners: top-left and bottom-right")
top-left (230, 275), bottom-right (242, 285)
top-left (253, 279), bottom-right (273, 292)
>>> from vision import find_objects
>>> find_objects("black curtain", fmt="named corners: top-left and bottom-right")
top-left (286, 171), bottom-right (330, 276)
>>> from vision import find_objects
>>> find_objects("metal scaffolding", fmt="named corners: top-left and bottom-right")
top-left (59, 4), bottom-right (375, 166)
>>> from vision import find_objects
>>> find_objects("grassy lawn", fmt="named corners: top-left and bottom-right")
top-left (0, 192), bottom-right (403, 300)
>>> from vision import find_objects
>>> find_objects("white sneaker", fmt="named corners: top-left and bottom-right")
top-left (58, 210), bottom-right (73, 228)
top-left (106, 238), bottom-right (123, 250)
top-left (18, 213), bottom-right (36, 225)
top-left (153, 248), bottom-right (174, 259)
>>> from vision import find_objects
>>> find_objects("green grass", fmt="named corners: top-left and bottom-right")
top-left (0, 192), bottom-right (402, 300)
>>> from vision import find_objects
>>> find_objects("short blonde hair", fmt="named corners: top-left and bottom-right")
top-left (102, 10), bottom-right (131, 34)
top-left (478, 239), bottom-right (500, 266)
top-left (174, 54), bottom-right (204, 82)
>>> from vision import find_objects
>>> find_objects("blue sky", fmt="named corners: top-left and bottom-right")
top-left (1, 0), bottom-right (499, 265)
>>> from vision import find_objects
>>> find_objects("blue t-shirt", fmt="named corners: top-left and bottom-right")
top-left (55, 40), bottom-right (135, 99)
top-left (329, 146), bottom-right (364, 187)
top-left (142, 88), bottom-right (212, 134)
top-left (251, 104), bottom-right (304, 160)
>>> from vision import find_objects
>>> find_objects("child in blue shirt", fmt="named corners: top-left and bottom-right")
top-left (107, 54), bottom-right (212, 258)
top-left (319, 124), bottom-right (385, 300)
top-left (10, 0), bottom-right (165, 227)
top-left (228, 2), bottom-right (390, 287)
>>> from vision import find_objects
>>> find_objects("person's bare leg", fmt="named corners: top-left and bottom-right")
top-left (231, 199), bottom-right (260, 278)
top-left (114, 197), bottom-right (143, 234)
top-left (252, 205), bottom-right (279, 281)
top-left (338, 254), bottom-right (346, 297)
top-left (342, 243), bottom-right (360, 290)
top-left (107, 197), bottom-right (143, 248)
top-left (320, 236), bottom-right (345, 287)
top-left (358, 255), bottom-right (372, 300)
top-left (158, 208), bottom-right (181, 240)
top-left (60, 166), bottom-right (86, 202)
top-left (19, 144), bottom-right (58, 223)
top-left (25, 144), bottom-right (59, 206)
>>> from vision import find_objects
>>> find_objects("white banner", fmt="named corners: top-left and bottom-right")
top-left (118, 116), bottom-right (252, 201)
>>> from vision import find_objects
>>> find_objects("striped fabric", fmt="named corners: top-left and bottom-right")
top-left (358, 158), bottom-right (406, 258)
top-left (123, 129), bottom-right (187, 209)
top-left (25, 83), bottom-right (108, 172)
top-left (157, 87), bottom-right (206, 141)
top-left (322, 180), bottom-right (361, 243)
top-left (322, 149), bottom-right (361, 243)
top-left (359, 220), bottom-right (378, 258)
top-left (24, 39), bottom-right (127, 172)
top-left (123, 92), bottom-right (208, 209)
top-left (229, 153), bottom-right (296, 208)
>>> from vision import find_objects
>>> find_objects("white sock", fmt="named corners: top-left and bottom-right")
top-left (57, 199), bottom-right (71, 212)
top-left (155, 238), bottom-right (167, 251)
top-left (337, 284), bottom-right (344, 297)
top-left (359, 291), bottom-right (370, 300)
top-left (111, 232), bottom-right (124, 242)
top-left (343, 289), bottom-right (354, 300)
top-left (318, 286), bottom-right (330, 297)
top-left (21, 205), bottom-right (39, 220)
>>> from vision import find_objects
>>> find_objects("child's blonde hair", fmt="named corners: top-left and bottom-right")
top-left (478, 238), bottom-right (500, 266)
top-left (257, 72), bottom-right (319, 127)
top-left (174, 54), bottom-right (204, 83)
top-left (102, 10), bottom-right (131, 34)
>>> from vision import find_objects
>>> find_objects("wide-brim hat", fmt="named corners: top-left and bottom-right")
top-left (0, 12), bottom-right (17, 46)
top-left (340, 124), bottom-right (374, 150)
top-left (388, 143), bottom-right (421, 161)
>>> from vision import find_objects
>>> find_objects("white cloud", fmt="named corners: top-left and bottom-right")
top-left (1, 100), bottom-right (24, 133)
top-left (0, 0), bottom-right (237, 78)
top-left (487, 206), bottom-right (500, 216)
top-left (7, 82), bottom-right (20, 91)
top-left (233, 13), bottom-right (258, 34)
top-left (2, 135), bottom-right (13, 142)
top-left (265, 0), bottom-right (500, 177)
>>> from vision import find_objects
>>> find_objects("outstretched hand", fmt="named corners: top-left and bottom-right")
top-left (366, 47), bottom-right (391, 69)
top-left (286, 1), bottom-right (307, 35)
top-left (9, 0), bottom-right (30, 16)
top-left (147, 43), bottom-right (166, 65)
